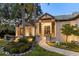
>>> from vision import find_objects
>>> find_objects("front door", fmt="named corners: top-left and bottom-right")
top-left (44, 26), bottom-right (50, 36)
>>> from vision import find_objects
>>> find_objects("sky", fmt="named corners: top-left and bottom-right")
top-left (40, 3), bottom-right (79, 16)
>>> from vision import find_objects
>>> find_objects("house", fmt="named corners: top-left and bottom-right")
top-left (15, 13), bottom-right (79, 42)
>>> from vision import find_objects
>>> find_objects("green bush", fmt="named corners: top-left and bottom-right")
top-left (4, 37), bottom-right (35, 54)
top-left (18, 37), bottom-right (28, 43)
top-left (10, 47), bottom-right (19, 54)
top-left (19, 44), bottom-right (30, 53)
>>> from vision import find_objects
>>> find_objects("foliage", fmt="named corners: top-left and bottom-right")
top-left (61, 24), bottom-right (73, 36)
top-left (47, 42), bottom-right (55, 46)
top-left (0, 24), bottom-right (15, 38)
top-left (54, 42), bottom-right (79, 52)
top-left (18, 36), bottom-right (35, 43)
top-left (61, 24), bottom-right (79, 43)
top-left (0, 40), bottom-right (8, 46)
top-left (4, 37), bottom-right (35, 54)
top-left (72, 24), bottom-right (79, 36)
top-left (61, 24), bottom-right (73, 42)
top-left (18, 37), bottom-right (29, 43)
top-left (0, 3), bottom-right (42, 19)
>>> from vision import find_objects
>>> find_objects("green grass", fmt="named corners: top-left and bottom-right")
top-left (25, 44), bottom-right (64, 56)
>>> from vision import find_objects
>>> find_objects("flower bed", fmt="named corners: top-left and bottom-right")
top-left (47, 41), bottom-right (79, 52)
top-left (4, 36), bottom-right (35, 54)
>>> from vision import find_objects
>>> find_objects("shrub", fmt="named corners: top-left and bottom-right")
top-left (19, 44), bottom-right (30, 53)
top-left (9, 47), bottom-right (19, 54)
top-left (18, 37), bottom-right (28, 43)
top-left (4, 36), bottom-right (35, 54)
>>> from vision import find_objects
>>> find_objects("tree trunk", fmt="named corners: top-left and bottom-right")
top-left (66, 35), bottom-right (68, 43)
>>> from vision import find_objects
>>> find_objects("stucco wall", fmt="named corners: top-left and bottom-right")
top-left (25, 26), bottom-right (29, 36)
top-left (16, 26), bottom-right (35, 37)
top-left (56, 18), bottom-right (79, 42)
top-left (25, 26), bottom-right (35, 36)
top-left (36, 23), bottom-right (40, 35)
top-left (16, 27), bottom-right (19, 37)
top-left (55, 21), bottom-right (69, 42)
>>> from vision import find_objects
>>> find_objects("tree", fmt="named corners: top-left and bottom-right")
top-left (23, 3), bottom-right (42, 20)
top-left (0, 3), bottom-right (42, 38)
top-left (61, 24), bottom-right (73, 43)
top-left (0, 24), bottom-right (15, 38)
top-left (18, 3), bottom-right (42, 37)
top-left (72, 24), bottom-right (79, 36)
top-left (0, 3), bottom-right (42, 20)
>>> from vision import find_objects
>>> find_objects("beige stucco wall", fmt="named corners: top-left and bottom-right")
top-left (55, 21), bottom-right (69, 42)
top-left (36, 23), bottom-right (40, 35)
top-left (16, 27), bottom-right (19, 37)
top-left (56, 18), bottom-right (79, 42)
top-left (25, 26), bottom-right (29, 36)
top-left (16, 25), bottom-right (35, 37)
top-left (25, 26), bottom-right (35, 36)
top-left (31, 26), bottom-right (35, 36)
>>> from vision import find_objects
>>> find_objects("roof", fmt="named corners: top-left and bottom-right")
top-left (55, 14), bottom-right (77, 21)
top-left (37, 13), bottom-right (79, 21)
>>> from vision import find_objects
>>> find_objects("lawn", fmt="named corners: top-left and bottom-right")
top-left (25, 44), bottom-right (64, 56)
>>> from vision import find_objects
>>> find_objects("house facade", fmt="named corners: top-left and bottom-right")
top-left (15, 13), bottom-right (79, 42)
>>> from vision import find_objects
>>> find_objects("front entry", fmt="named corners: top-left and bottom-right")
top-left (44, 26), bottom-right (50, 36)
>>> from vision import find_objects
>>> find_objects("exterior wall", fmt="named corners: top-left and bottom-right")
top-left (25, 26), bottom-right (35, 36)
top-left (16, 25), bottom-right (35, 39)
top-left (71, 18), bottom-right (79, 42)
top-left (56, 18), bottom-right (79, 42)
top-left (36, 23), bottom-right (40, 35)
top-left (25, 26), bottom-right (29, 36)
top-left (15, 26), bottom-right (20, 42)
top-left (56, 21), bottom-right (70, 42)
top-left (31, 26), bottom-right (35, 36)
top-left (16, 26), bottom-right (19, 37)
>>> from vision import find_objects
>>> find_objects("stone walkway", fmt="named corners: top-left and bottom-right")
top-left (38, 37), bottom-right (79, 56)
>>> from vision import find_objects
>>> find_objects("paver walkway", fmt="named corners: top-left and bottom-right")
top-left (38, 37), bottom-right (79, 56)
